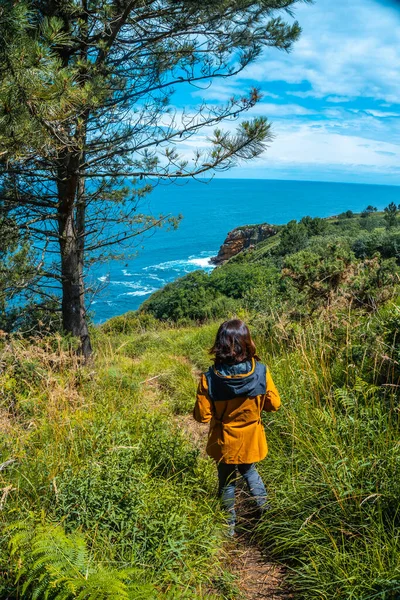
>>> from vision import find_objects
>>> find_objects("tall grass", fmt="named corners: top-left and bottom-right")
top-left (0, 329), bottom-right (231, 599)
top-left (1, 303), bottom-right (399, 598)
top-left (254, 305), bottom-right (400, 598)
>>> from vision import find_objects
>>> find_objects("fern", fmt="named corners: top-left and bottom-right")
top-left (8, 520), bottom-right (155, 599)
top-left (353, 376), bottom-right (379, 400)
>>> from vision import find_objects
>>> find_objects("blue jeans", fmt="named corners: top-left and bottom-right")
top-left (217, 462), bottom-right (267, 526)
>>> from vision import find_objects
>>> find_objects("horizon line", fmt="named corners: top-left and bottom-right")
top-left (171, 176), bottom-right (400, 188)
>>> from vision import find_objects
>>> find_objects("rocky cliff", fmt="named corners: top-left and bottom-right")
top-left (211, 223), bottom-right (278, 265)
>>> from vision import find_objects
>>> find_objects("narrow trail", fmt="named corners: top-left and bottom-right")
top-left (141, 353), bottom-right (292, 599)
top-left (227, 541), bottom-right (292, 600)
top-left (175, 368), bottom-right (293, 600)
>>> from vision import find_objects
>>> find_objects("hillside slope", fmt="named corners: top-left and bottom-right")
top-left (1, 300), bottom-right (399, 598)
top-left (1, 207), bottom-right (400, 598)
top-left (0, 324), bottom-right (233, 599)
top-left (141, 210), bottom-right (400, 323)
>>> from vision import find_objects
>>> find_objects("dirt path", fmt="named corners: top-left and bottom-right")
top-left (228, 541), bottom-right (292, 600)
top-left (176, 414), bottom-right (293, 600)
top-left (142, 356), bottom-right (292, 600)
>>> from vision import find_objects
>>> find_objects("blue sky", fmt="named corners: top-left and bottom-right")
top-left (174, 0), bottom-right (400, 185)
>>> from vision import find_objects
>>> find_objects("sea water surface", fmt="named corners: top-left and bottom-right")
top-left (90, 179), bottom-right (400, 323)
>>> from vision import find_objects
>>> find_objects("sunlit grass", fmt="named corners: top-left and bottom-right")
top-left (1, 303), bottom-right (399, 598)
top-left (0, 327), bottom-right (230, 598)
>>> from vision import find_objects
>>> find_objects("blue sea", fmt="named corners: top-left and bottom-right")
top-left (89, 179), bottom-right (400, 323)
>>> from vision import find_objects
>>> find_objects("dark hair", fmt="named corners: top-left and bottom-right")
top-left (210, 319), bottom-right (257, 365)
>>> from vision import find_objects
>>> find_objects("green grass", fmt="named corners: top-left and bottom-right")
top-left (1, 302), bottom-right (399, 598)
top-left (0, 329), bottom-right (231, 599)
top-left (255, 308), bottom-right (400, 599)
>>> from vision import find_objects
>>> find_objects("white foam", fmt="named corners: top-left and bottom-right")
top-left (120, 288), bottom-right (158, 297)
top-left (98, 275), bottom-right (109, 283)
top-left (145, 253), bottom-right (215, 273)
top-left (109, 281), bottom-right (144, 289)
top-left (147, 274), bottom-right (166, 283)
top-left (187, 257), bottom-right (213, 268)
top-left (122, 269), bottom-right (133, 276)
top-left (144, 259), bottom-right (187, 271)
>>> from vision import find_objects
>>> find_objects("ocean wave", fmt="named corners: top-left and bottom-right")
top-left (187, 257), bottom-right (213, 268)
top-left (108, 280), bottom-right (146, 289)
top-left (122, 269), bottom-right (133, 276)
top-left (146, 274), bottom-right (167, 283)
top-left (144, 253), bottom-right (215, 273)
top-left (120, 288), bottom-right (158, 297)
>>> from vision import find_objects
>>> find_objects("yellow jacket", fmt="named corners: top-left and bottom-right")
top-left (193, 364), bottom-right (281, 464)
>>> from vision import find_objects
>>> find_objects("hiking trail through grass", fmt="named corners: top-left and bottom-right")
top-left (6, 314), bottom-right (397, 597)
top-left (178, 409), bottom-right (293, 599)
top-left (161, 355), bottom-right (293, 600)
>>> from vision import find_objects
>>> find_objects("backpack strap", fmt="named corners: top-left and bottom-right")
top-left (205, 368), bottom-right (218, 418)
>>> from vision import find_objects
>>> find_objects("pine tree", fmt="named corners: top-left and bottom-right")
top-left (0, 0), bottom-right (309, 356)
top-left (384, 202), bottom-right (399, 229)
top-left (0, 215), bottom-right (35, 331)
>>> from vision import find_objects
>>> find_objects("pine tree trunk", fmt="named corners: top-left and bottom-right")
top-left (57, 155), bottom-right (92, 358)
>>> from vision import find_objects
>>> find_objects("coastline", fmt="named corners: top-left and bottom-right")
top-left (90, 179), bottom-right (399, 323)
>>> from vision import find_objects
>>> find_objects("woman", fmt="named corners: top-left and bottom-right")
top-left (193, 319), bottom-right (281, 535)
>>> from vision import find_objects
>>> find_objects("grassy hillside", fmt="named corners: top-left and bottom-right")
top-left (0, 324), bottom-right (234, 599)
top-left (1, 301), bottom-right (399, 598)
top-left (1, 207), bottom-right (400, 599)
top-left (141, 210), bottom-right (400, 323)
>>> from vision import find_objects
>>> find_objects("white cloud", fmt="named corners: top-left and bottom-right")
top-left (190, 82), bottom-right (243, 102)
top-left (175, 116), bottom-right (400, 171)
top-left (326, 96), bottom-right (353, 103)
top-left (360, 109), bottom-right (400, 118)
top-left (241, 0), bottom-right (400, 103)
top-left (263, 123), bottom-right (400, 168)
top-left (191, 82), bottom-right (280, 102)
top-left (260, 92), bottom-right (280, 100)
top-left (249, 102), bottom-right (316, 117)
top-left (174, 0), bottom-right (400, 183)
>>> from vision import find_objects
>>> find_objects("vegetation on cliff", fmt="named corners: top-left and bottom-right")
top-left (142, 209), bottom-right (400, 323)
top-left (1, 205), bottom-right (399, 598)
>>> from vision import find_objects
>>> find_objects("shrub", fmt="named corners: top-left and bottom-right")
top-left (361, 205), bottom-right (378, 217)
top-left (300, 215), bottom-right (328, 236)
top-left (210, 263), bottom-right (268, 299)
top-left (338, 210), bottom-right (354, 219)
top-left (278, 220), bottom-right (309, 255)
top-left (384, 202), bottom-right (399, 229)
top-left (282, 243), bottom-right (355, 307)
top-left (352, 230), bottom-right (400, 261)
top-left (141, 271), bottom-right (217, 321)
top-left (349, 257), bottom-right (398, 310)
